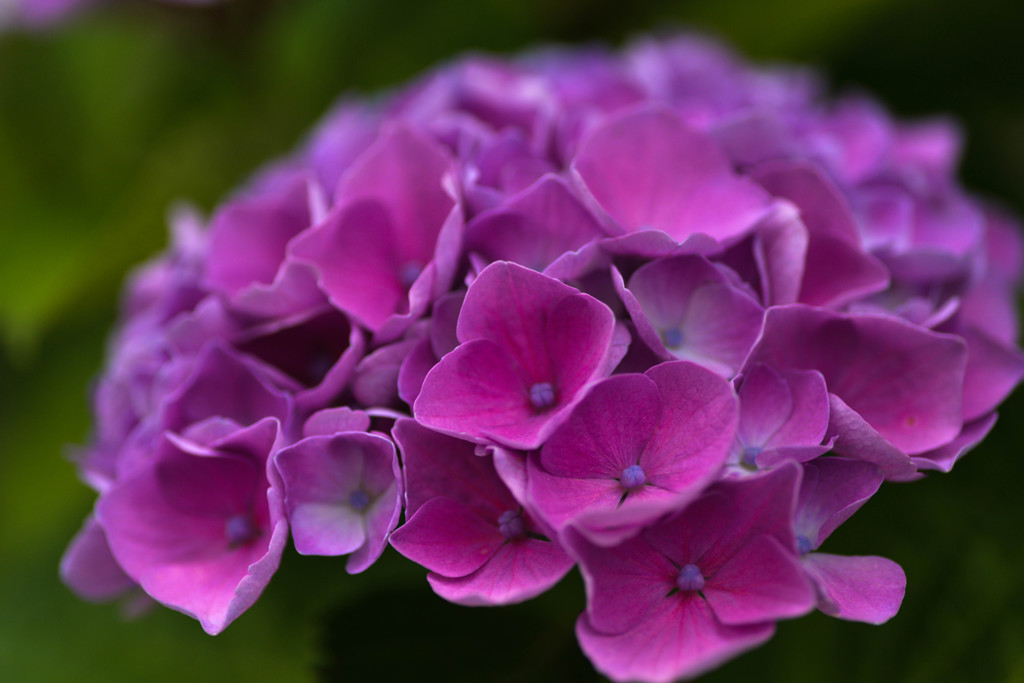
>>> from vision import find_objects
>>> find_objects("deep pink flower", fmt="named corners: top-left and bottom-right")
top-left (730, 363), bottom-right (830, 470)
top-left (616, 255), bottom-right (764, 376)
top-left (569, 465), bottom-right (815, 682)
top-left (291, 124), bottom-right (462, 337)
top-left (572, 107), bottom-right (771, 243)
top-left (275, 431), bottom-right (402, 573)
top-left (794, 458), bottom-right (906, 624)
top-left (389, 419), bottom-right (574, 605)
top-left (527, 360), bottom-right (737, 544)
top-left (414, 260), bottom-right (625, 449)
top-left (97, 418), bottom-right (287, 635)
top-left (744, 305), bottom-right (968, 478)
top-left (64, 32), bottom-right (1022, 678)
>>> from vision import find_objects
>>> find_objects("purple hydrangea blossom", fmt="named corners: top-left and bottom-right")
top-left (527, 360), bottom-right (737, 545)
top-left (794, 458), bottom-right (905, 623)
top-left (569, 465), bottom-right (815, 682)
top-left (97, 417), bottom-right (287, 635)
top-left (413, 260), bottom-right (624, 449)
top-left (729, 363), bottom-right (831, 470)
top-left (63, 32), bottom-right (1023, 681)
top-left (4, 0), bottom-right (218, 29)
top-left (616, 255), bottom-right (764, 376)
top-left (389, 419), bottom-right (574, 605)
top-left (275, 431), bottom-right (402, 573)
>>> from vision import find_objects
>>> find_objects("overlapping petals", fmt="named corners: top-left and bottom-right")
top-left (63, 32), bottom-right (1022, 682)
top-left (97, 418), bottom-right (287, 635)
top-left (414, 261), bottom-right (623, 449)
top-left (389, 419), bottom-right (573, 605)
top-left (569, 466), bottom-right (815, 682)
top-left (527, 361), bottom-right (737, 544)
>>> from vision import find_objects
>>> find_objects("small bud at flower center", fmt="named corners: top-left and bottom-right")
top-left (741, 446), bottom-right (761, 468)
top-left (796, 534), bottom-right (813, 556)
top-left (620, 464), bottom-right (647, 490)
top-left (662, 327), bottom-right (684, 348)
top-left (497, 509), bottom-right (526, 540)
top-left (529, 382), bottom-right (556, 411)
top-left (349, 489), bottom-right (371, 511)
top-left (225, 513), bottom-right (258, 547)
top-left (398, 261), bottom-right (423, 289)
top-left (676, 564), bottom-right (705, 592)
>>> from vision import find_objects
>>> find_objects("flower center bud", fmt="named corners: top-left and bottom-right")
top-left (662, 327), bottom-right (684, 349)
top-left (224, 513), bottom-right (259, 547)
top-left (497, 509), bottom-right (526, 540)
top-left (676, 564), bottom-right (705, 592)
top-left (529, 382), bottom-right (556, 411)
top-left (308, 350), bottom-right (335, 385)
top-left (796, 534), bottom-right (813, 556)
top-left (349, 489), bottom-right (371, 511)
top-left (741, 446), bottom-right (761, 468)
top-left (398, 261), bottom-right (423, 289)
top-left (620, 464), bottom-right (647, 490)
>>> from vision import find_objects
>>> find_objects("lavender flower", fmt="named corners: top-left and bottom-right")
top-left (63, 32), bottom-right (1023, 681)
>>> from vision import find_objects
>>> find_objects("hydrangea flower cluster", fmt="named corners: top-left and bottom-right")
top-left (61, 34), bottom-right (1024, 681)
top-left (2, 0), bottom-right (215, 29)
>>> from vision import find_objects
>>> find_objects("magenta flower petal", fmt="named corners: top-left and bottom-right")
top-left (292, 124), bottom-right (460, 331)
top-left (390, 497), bottom-right (505, 577)
top-left (803, 553), bottom-right (906, 625)
top-left (795, 457), bottom-right (883, 547)
top-left (576, 588), bottom-right (774, 683)
top-left (751, 203), bottom-right (808, 306)
top-left (302, 407), bottom-right (371, 437)
top-left (567, 528), bottom-right (681, 635)
top-left (736, 364), bottom-right (794, 447)
top-left (573, 106), bottom-right (771, 242)
top-left (396, 338), bottom-right (438, 407)
top-left (352, 334), bottom-right (425, 408)
top-left (825, 394), bottom-right (917, 479)
top-left (619, 255), bottom-right (764, 375)
top-left (275, 432), bottom-right (400, 572)
top-left (415, 261), bottom-right (618, 449)
top-left (642, 464), bottom-right (803, 572)
top-left (530, 362), bottom-right (736, 543)
top-left (159, 343), bottom-right (292, 438)
top-left (393, 418), bottom-right (512, 517)
top-left (290, 200), bottom-right (407, 331)
top-left (203, 172), bottom-right (314, 300)
top-left (911, 412), bottom-right (998, 473)
top-left (752, 161), bottom-right (890, 308)
top-left (60, 516), bottom-right (135, 602)
top-left (466, 174), bottom-right (608, 271)
top-left (734, 364), bottom-right (829, 469)
top-left (538, 374), bottom-right (660, 480)
top-left (746, 305), bottom-right (967, 456)
top-left (641, 361), bottom-right (738, 484)
top-left (427, 537), bottom-right (574, 606)
top-left (414, 339), bottom-right (543, 445)
top-left (955, 325), bottom-right (1024, 421)
top-left (703, 535), bottom-right (816, 625)
top-left (335, 123), bottom-right (457, 258)
top-left (97, 418), bottom-right (286, 635)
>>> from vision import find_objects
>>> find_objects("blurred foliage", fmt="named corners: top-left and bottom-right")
top-left (1, 0), bottom-right (1024, 681)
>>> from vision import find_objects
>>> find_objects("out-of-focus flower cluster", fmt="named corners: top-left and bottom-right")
top-left (61, 34), bottom-right (1024, 682)
top-left (1, 0), bottom-right (216, 29)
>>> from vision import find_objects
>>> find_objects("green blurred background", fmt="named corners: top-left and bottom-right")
top-left (2, 0), bottom-right (1024, 681)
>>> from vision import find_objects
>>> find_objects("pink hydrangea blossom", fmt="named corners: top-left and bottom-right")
top-left (63, 32), bottom-right (1023, 680)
